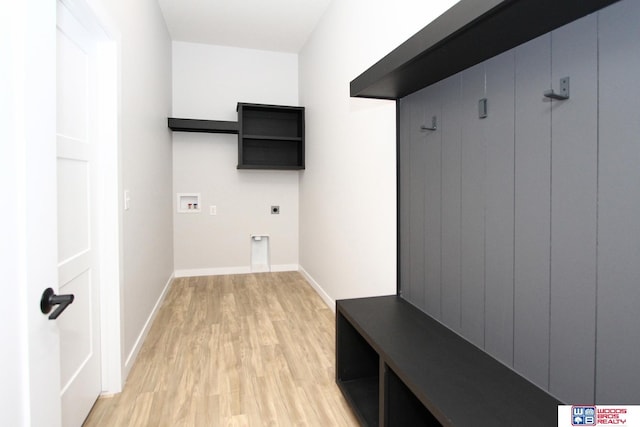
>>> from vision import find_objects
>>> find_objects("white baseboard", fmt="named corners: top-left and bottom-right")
top-left (299, 266), bottom-right (335, 313)
top-left (124, 273), bottom-right (174, 377)
top-left (174, 264), bottom-right (299, 278)
top-left (271, 264), bottom-right (299, 272)
top-left (175, 266), bottom-right (250, 277)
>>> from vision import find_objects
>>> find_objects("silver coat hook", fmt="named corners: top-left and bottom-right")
top-left (420, 116), bottom-right (437, 131)
top-left (544, 76), bottom-right (570, 100)
top-left (479, 98), bottom-right (488, 119)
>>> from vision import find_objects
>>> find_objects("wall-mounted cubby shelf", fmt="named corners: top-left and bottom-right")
top-left (351, 0), bottom-right (620, 99)
top-left (167, 103), bottom-right (304, 170)
top-left (237, 103), bottom-right (305, 170)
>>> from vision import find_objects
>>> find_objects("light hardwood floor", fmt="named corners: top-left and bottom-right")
top-left (83, 272), bottom-right (360, 426)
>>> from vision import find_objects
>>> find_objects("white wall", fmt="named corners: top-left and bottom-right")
top-left (298, 1), bottom-right (459, 305)
top-left (95, 0), bottom-right (174, 376)
top-left (172, 42), bottom-right (300, 276)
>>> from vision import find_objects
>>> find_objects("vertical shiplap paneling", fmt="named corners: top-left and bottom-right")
top-left (549, 13), bottom-right (598, 404)
top-left (513, 34), bottom-right (552, 391)
top-left (408, 89), bottom-right (427, 309)
top-left (597, 0), bottom-right (640, 404)
top-left (398, 97), bottom-right (413, 299)
top-left (422, 84), bottom-right (442, 318)
top-left (460, 63), bottom-right (486, 348)
top-left (440, 74), bottom-right (463, 331)
top-left (398, 2), bottom-right (640, 403)
top-left (483, 50), bottom-right (515, 366)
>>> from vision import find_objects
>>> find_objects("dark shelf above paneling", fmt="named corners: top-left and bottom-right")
top-left (351, 0), bottom-right (621, 100)
top-left (168, 118), bottom-right (238, 134)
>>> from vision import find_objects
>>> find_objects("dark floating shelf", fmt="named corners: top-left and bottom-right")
top-left (167, 118), bottom-right (238, 134)
top-left (351, 0), bottom-right (621, 100)
top-left (167, 104), bottom-right (305, 170)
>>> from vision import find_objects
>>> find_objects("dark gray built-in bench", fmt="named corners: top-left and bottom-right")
top-left (337, 296), bottom-right (561, 426)
top-left (339, 0), bottom-right (629, 424)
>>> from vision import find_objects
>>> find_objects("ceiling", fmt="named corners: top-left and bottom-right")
top-left (158, 0), bottom-right (333, 53)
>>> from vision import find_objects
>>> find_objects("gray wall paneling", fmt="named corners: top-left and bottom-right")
top-left (422, 84), bottom-right (442, 318)
top-left (549, 14), bottom-right (598, 404)
top-left (409, 93), bottom-right (427, 310)
top-left (597, 0), bottom-right (640, 404)
top-left (398, 94), bottom-right (420, 306)
top-left (459, 63), bottom-right (487, 348)
top-left (409, 90), bottom-right (426, 309)
top-left (397, 0), bottom-right (640, 402)
top-left (440, 75), bottom-right (463, 332)
top-left (398, 97), bottom-right (412, 303)
top-left (513, 33), bottom-right (552, 391)
top-left (483, 51), bottom-right (515, 367)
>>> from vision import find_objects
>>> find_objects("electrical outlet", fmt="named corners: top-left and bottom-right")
top-left (271, 205), bottom-right (280, 215)
top-left (210, 205), bottom-right (217, 215)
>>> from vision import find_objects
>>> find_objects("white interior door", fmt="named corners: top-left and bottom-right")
top-left (56, 2), bottom-right (102, 425)
top-left (2, 0), bottom-right (61, 425)
top-left (2, 0), bottom-right (117, 424)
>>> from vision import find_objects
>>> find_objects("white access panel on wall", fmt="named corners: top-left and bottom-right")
top-left (176, 193), bottom-right (201, 213)
top-left (250, 235), bottom-right (270, 273)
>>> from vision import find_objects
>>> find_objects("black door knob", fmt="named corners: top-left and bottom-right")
top-left (40, 288), bottom-right (75, 320)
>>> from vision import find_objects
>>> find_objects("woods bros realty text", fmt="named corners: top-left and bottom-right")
top-left (558, 405), bottom-right (640, 426)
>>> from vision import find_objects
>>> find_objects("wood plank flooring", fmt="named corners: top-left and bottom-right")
top-left (83, 272), bottom-right (359, 426)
